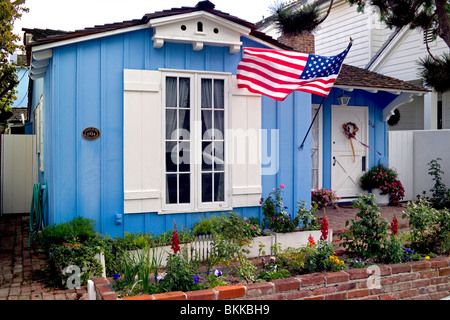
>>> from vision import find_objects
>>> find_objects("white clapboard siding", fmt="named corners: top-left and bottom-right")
top-left (315, 0), bottom-right (373, 68)
top-left (123, 69), bottom-right (162, 214)
top-left (373, 28), bottom-right (448, 82)
top-left (388, 131), bottom-right (414, 201)
top-left (229, 76), bottom-right (262, 208)
top-left (1, 135), bottom-right (34, 214)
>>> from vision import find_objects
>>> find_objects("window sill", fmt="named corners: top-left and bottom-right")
top-left (157, 206), bottom-right (233, 215)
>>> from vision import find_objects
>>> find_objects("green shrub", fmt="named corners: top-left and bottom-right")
top-left (340, 194), bottom-right (389, 260)
top-left (39, 217), bottom-right (97, 251)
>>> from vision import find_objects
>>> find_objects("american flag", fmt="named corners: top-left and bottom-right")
top-left (236, 42), bottom-right (352, 101)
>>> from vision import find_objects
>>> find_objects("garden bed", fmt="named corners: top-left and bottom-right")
top-left (93, 255), bottom-right (450, 300)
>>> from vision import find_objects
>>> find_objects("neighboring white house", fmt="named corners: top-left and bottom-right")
top-left (259, 0), bottom-right (449, 131)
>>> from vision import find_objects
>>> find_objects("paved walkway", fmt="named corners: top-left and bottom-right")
top-left (0, 214), bottom-right (87, 300)
top-left (0, 204), bottom-right (408, 300)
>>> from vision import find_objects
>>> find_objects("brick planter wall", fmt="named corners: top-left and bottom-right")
top-left (92, 256), bottom-right (450, 300)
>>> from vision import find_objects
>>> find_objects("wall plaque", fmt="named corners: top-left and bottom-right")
top-left (82, 127), bottom-right (101, 141)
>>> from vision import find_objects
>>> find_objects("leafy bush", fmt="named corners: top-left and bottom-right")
top-left (303, 240), bottom-right (344, 273)
top-left (261, 185), bottom-right (301, 232)
top-left (297, 200), bottom-right (320, 231)
top-left (340, 194), bottom-right (389, 260)
top-left (39, 217), bottom-right (97, 251)
top-left (427, 158), bottom-right (450, 209)
top-left (402, 198), bottom-right (450, 254)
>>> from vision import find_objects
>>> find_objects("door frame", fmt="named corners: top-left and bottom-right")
top-left (331, 105), bottom-right (369, 200)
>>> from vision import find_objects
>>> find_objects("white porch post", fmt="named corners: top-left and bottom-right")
top-left (423, 90), bottom-right (437, 130)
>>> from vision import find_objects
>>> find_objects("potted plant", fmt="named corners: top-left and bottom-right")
top-left (359, 164), bottom-right (405, 205)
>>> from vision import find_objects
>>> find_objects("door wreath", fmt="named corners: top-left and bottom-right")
top-left (342, 122), bottom-right (358, 162)
top-left (341, 121), bottom-right (381, 162)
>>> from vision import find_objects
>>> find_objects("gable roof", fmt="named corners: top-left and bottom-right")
top-left (24, 0), bottom-right (427, 95)
top-left (25, 1), bottom-right (289, 51)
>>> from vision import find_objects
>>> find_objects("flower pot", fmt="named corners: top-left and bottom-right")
top-left (370, 189), bottom-right (390, 205)
top-left (243, 235), bottom-right (275, 258)
top-left (62, 242), bottom-right (81, 247)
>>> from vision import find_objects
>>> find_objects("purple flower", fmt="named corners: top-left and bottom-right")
top-left (214, 269), bottom-right (223, 277)
top-left (113, 272), bottom-right (121, 281)
top-left (192, 275), bottom-right (200, 284)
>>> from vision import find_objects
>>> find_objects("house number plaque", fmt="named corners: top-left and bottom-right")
top-left (82, 127), bottom-right (101, 141)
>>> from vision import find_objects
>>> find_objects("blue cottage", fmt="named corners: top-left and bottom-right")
top-left (24, 1), bottom-right (427, 236)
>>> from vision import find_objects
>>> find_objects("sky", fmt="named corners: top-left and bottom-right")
top-left (14, 0), bottom-right (280, 36)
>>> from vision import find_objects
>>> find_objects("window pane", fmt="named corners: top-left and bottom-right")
top-left (179, 78), bottom-right (190, 109)
top-left (202, 173), bottom-right (213, 202)
top-left (179, 109), bottom-right (190, 137)
top-left (179, 141), bottom-right (190, 172)
top-left (201, 79), bottom-right (212, 109)
top-left (214, 110), bottom-right (224, 138)
top-left (166, 77), bottom-right (177, 108)
top-left (213, 141), bottom-right (224, 171)
top-left (166, 174), bottom-right (178, 204)
top-left (179, 174), bottom-right (190, 203)
top-left (202, 110), bottom-right (212, 139)
top-left (214, 172), bottom-right (224, 202)
top-left (165, 141), bottom-right (177, 172)
top-left (202, 142), bottom-right (213, 171)
top-left (165, 109), bottom-right (177, 140)
top-left (214, 80), bottom-right (224, 109)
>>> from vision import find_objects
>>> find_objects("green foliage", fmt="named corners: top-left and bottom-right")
top-left (261, 186), bottom-right (301, 233)
top-left (359, 164), bottom-right (398, 191)
top-left (270, 1), bottom-right (323, 34)
top-left (39, 217), bottom-right (97, 251)
top-left (297, 200), bottom-right (320, 231)
top-left (45, 241), bottom-right (103, 289)
top-left (340, 194), bottom-right (389, 260)
top-left (235, 257), bottom-right (258, 283)
top-left (402, 198), bottom-right (450, 254)
top-left (303, 240), bottom-right (342, 273)
top-left (0, 0), bottom-right (28, 113)
top-left (381, 235), bottom-right (406, 264)
top-left (427, 158), bottom-right (450, 208)
top-left (160, 247), bottom-right (203, 292)
top-left (258, 256), bottom-right (291, 281)
top-left (192, 216), bottom-right (222, 236)
top-left (420, 53), bottom-right (450, 93)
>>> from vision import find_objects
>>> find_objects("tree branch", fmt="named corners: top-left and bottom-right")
top-left (317, 0), bottom-right (335, 25)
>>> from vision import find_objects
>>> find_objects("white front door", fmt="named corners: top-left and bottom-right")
top-left (331, 106), bottom-right (368, 199)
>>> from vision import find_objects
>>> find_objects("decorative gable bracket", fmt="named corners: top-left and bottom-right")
top-left (148, 11), bottom-right (250, 54)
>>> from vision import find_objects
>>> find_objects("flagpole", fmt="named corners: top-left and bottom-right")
top-left (298, 96), bottom-right (326, 151)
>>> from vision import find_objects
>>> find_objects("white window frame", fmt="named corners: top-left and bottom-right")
top-left (161, 70), bottom-right (231, 214)
top-left (311, 104), bottom-right (323, 190)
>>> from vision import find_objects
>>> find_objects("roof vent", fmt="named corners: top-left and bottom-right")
top-left (195, 1), bottom-right (215, 10)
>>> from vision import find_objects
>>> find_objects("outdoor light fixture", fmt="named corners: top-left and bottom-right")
top-left (338, 92), bottom-right (351, 106)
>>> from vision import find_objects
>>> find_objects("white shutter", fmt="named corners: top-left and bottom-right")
top-left (123, 69), bottom-right (162, 213)
top-left (229, 75), bottom-right (262, 207)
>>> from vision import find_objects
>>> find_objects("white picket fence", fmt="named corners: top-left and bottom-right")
top-left (126, 229), bottom-right (329, 267)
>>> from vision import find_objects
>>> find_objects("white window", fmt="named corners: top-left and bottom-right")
top-left (162, 73), bottom-right (228, 211)
top-left (123, 69), bottom-right (261, 215)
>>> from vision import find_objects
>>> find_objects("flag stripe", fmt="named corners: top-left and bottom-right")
top-left (236, 43), bottom-right (352, 101)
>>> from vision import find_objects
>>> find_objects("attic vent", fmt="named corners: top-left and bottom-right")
top-left (197, 22), bottom-right (203, 32)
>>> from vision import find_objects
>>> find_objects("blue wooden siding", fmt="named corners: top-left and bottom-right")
top-left (32, 28), bottom-right (312, 237)
top-left (312, 89), bottom-right (397, 190)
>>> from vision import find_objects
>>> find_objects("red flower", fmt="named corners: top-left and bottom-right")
top-left (391, 215), bottom-right (398, 235)
top-left (280, 184), bottom-right (285, 189)
top-left (307, 235), bottom-right (316, 247)
top-left (320, 217), bottom-right (329, 241)
top-left (171, 222), bottom-right (181, 254)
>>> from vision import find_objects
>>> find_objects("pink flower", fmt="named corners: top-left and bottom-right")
top-left (280, 184), bottom-right (285, 189)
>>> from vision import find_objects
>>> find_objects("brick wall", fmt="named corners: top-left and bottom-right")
top-left (277, 32), bottom-right (315, 54)
top-left (93, 256), bottom-right (450, 300)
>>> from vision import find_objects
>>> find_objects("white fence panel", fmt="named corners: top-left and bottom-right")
top-left (1, 135), bottom-right (35, 214)
top-left (389, 131), bottom-right (414, 201)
